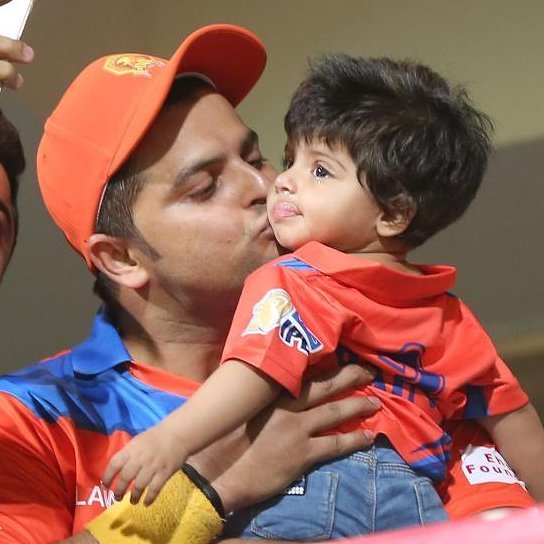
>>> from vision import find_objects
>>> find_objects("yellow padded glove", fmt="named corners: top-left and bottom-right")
top-left (86, 470), bottom-right (223, 543)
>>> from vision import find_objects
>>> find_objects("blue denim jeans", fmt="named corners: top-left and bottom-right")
top-left (224, 437), bottom-right (448, 541)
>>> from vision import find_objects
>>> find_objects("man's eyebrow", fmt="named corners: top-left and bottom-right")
top-left (240, 129), bottom-right (259, 157)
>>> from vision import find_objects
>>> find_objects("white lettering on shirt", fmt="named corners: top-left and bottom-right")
top-left (75, 485), bottom-right (117, 508)
top-left (461, 445), bottom-right (526, 487)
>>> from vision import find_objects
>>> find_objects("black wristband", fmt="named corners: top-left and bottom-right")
top-left (182, 463), bottom-right (226, 520)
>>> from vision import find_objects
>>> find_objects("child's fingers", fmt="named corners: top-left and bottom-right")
top-left (102, 450), bottom-right (129, 488)
top-left (131, 465), bottom-right (156, 505)
top-left (130, 484), bottom-right (145, 505)
top-left (143, 472), bottom-right (170, 506)
top-left (112, 461), bottom-right (142, 500)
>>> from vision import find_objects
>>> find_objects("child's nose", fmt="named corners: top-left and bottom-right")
top-left (274, 170), bottom-right (295, 194)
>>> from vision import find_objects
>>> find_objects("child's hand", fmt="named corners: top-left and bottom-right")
top-left (102, 425), bottom-right (186, 505)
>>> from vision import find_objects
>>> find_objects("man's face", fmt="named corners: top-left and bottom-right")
top-left (0, 164), bottom-right (15, 281)
top-left (129, 89), bottom-right (278, 311)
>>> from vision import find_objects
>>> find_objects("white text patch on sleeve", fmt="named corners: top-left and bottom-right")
top-left (461, 445), bottom-right (526, 487)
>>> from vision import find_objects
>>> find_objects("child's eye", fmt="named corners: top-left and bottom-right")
top-left (313, 164), bottom-right (331, 179)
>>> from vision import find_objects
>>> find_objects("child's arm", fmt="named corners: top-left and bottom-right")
top-left (478, 402), bottom-right (544, 501)
top-left (103, 360), bottom-right (281, 504)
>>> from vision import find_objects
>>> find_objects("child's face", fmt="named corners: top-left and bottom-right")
top-left (267, 138), bottom-right (383, 253)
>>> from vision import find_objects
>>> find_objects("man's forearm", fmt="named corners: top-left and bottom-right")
top-left (219, 538), bottom-right (300, 544)
top-left (60, 533), bottom-right (296, 544)
top-left (56, 532), bottom-right (97, 543)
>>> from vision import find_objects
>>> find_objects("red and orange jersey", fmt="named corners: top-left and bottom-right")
top-left (0, 305), bottom-right (531, 542)
top-left (222, 242), bottom-right (528, 481)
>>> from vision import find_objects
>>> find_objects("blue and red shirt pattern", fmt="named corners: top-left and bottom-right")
top-left (0, 308), bottom-right (198, 542)
top-left (0, 296), bottom-right (531, 543)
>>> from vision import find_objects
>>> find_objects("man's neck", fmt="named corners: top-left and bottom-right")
top-left (113, 298), bottom-right (234, 382)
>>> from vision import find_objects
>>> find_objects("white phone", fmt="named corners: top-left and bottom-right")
top-left (0, 0), bottom-right (35, 40)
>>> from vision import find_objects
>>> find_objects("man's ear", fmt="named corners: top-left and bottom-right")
top-left (376, 195), bottom-right (417, 238)
top-left (88, 233), bottom-right (149, 289)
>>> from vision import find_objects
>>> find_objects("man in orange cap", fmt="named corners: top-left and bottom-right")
top-left (0, 24), bottom-right (380, 543)
top-left (0, 24), bottom-right (533, 544)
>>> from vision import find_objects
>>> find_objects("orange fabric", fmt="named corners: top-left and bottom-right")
top-left (130, 360), bottom-right (201, 396)
top-left (222, 242), bottom-right (528, 481)
top-left (0, 360), bottom-right (201, 543)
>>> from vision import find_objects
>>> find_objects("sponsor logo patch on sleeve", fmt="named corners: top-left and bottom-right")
top-left (243, 289), bottom-right (323, 355)
top-left (461, 444), bottom-right (526, 487)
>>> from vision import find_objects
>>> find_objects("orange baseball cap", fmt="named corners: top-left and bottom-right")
top-left (37, 24), bottom-right (266, 268)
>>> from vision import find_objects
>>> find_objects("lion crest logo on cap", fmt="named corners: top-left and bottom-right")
top-left (103, 54), bottom-right (165, 77)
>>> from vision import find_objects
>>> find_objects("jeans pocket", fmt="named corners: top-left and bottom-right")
top-left (248, 470), bottom-right (338, 541)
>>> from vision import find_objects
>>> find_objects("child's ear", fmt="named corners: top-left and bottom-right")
top-left (88, 233), bottom-right (150, 289)
top-left (376, 195), bottom-right (417, 238)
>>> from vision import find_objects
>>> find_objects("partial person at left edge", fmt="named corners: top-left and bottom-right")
top-left (0, 34), bottom-right (33, 279)
top-left (0, 34), bottom-right (34, 90)
top-left (0, 106), bottom-right (24, 281)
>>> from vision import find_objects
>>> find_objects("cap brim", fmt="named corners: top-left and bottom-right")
top-left (111, 23), bottom-right (266, 179)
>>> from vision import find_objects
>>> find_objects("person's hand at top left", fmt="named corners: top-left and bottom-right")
top-left (0, 35), bottom-right (34, 89)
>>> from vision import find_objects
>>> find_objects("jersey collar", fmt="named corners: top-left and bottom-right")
top-left (291, 241), bottom-right (457, 306)
top-left (71, 307), bottom-right (132, 375)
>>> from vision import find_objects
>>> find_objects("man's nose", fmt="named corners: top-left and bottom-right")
top-left (241, 161), bottom-right (276, 206)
